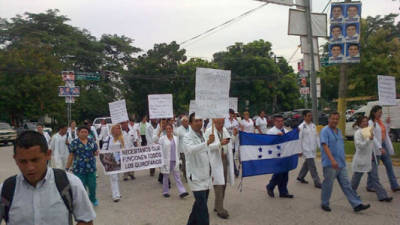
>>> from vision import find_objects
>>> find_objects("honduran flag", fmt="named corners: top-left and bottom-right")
top-left (239, 129), bottom-right (301, 177)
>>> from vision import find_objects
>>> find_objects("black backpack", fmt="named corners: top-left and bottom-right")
top-left (0, 168), bottom-right (73, 225)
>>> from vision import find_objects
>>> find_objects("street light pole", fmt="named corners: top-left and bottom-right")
top-left (304, 0), bottom-right (319, 124)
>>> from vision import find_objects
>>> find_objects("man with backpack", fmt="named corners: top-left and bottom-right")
top-left (0, 130), bottom-right (96, 225)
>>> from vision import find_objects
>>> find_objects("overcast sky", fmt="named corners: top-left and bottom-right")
top-left (0, 0), bottom-right (399, 69)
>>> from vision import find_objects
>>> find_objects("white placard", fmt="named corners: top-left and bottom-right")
top-left (148, 94), bottom-right (173, 119)
top-left (99, 144), bottom-right (164, 175)
top-left (189, 100), bottom-right (197, 115)
top-left (303, 53), bottom-right (320, 72)
top-left (378, 75), bottom-right (397, 106)
top-left (109, 99), bottom-right (129, 124)
top-left (195, 68), bottom-right (231, 119)
top-left (229, 97), bottom-right (238, 113)
top-left (288, 9), bottom-right (327, 37)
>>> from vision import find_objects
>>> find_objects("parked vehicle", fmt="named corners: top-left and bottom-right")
top-left (17, 121), bottom-right (52, 136)
top-left (0, 122), bottom-right (17, 145)
top-left (345, 100), bottom-right (400, 141)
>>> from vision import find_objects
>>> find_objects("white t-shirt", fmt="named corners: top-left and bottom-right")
top-left (240, 119), bottom-right (255, 133)
top-left (255, 117), bottom-right (268, 134)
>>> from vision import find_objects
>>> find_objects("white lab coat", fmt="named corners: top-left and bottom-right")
top-left (99, 124), bottom-right (110, 141)
top-left (298, 121), bottom-right (319, 159)
top-left (240, 119), bottom-right (255, 133)
top-left (49, 132), bottom-right (69, 169)
top-left (255, 117), bottom-right (268, 134)
top-left (267, 126), bottom-right (289, 135)
top-left (205, 127), bottom-right (235, 186)
top-left (352, 128), bottom-right (374, 173)
top-left (174, 125), bottom-right (190, 154)
top-left (42, 132), bottom-right (51, 145)
top-left (225, 118), bottom-right (240, 154)
top-left (138, 122), bottom-right (154, 145)
top-left (369, 120), bottom-right (394, 156)
top-left (67, 127), bottom-right (78, 144)
top-left (183, 128), bottom-right (219, 191)
top-left (90, 125), bottom-right (99, 141)
top-left (159, 135), bottom-right (180, 174)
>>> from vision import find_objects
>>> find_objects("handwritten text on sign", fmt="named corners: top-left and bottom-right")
top-left (378, 75), bottom-right (397, 106)
top-left (195, 68), bottom-right (231, 119)
top-left (109, 99), bottom-right (129, 124)
top-left (99, 144), bottom-right (164, 175)
top-left (148, 94), bottom-right (174, 119)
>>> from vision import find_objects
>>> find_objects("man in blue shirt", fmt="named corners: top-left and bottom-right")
top-left (320, 112), bottom-right (370, 212)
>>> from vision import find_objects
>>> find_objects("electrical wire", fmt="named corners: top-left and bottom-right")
top-left (179, 2), bottom-right (268, 46)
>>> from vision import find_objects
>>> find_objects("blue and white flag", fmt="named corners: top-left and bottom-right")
top-left (239, 129), bottom-right (301, 177)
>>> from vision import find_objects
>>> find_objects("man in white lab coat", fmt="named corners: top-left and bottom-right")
top-left (184, 113), bottom-right (219, 225)
top-left (296, 110), bottom-right (322, 188)
top-left (49, 124), bottom-right (69, 169)
top-left (266, 115), bottom-right (294, 198)
top-left (205, 118), bottom-right (234, 219)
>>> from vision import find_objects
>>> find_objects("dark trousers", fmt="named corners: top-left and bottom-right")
top-left (232, 147), bottom-right (239, 176)
top-left (267, 172), bottom-right (289, 195)
top-left (187, 190), bottom-right (210, 225)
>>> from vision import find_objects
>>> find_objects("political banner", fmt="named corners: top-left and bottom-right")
top-left (99, 144), bottom-right (164, 175)
top-left (195, 68), bottom-right (231, 119)
top-left (229, 97), bottom-right (238, 113)
top-left (148, 94), bottom-right (173, 119)
top-left (109, 99), bottom-right (129, 124)
top-left (328, 2), bottom-right (361, 64)
top-left (378, 75), bottom-right (397, 106)
top-left (62, 71), bottom-right (75, 81)
top-left (58, 86), bottom-right (80, 96)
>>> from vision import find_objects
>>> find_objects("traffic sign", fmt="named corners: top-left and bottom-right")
top-left (75, 72), bottom-right (101, 81)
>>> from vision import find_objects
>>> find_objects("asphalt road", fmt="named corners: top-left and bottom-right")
top-left (0, 144), bottom-right (399, 225)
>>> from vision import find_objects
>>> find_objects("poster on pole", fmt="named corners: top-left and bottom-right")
top-left (328, 2), bottom-right (361, 64)
top-left (378, 75), bottom-right (397, 106)
top-left (229, 97), bottom-right (238, 113)
top-left (62, 71), bottom-right (75, 81)
top-left (148, 94), bottom-right (173, 119)
top-left (65, 96), bottom-right (75, 104)
top-left (99, 144), bottom-right (164, 175)
top-left (58, 86), bottom-right (80, 97)
top-left (195, 68), bottom-right (231, 119)
top-left (109, 99), bottom-right (129, 124)
top-left (189, 100), bottom-right (197, 115)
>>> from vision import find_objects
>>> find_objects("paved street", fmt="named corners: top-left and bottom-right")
top-left (1, 144), bottom-right (399, 225)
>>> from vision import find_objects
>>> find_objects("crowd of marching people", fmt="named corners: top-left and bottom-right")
top-left (0, 105), bottom-right (399, 225)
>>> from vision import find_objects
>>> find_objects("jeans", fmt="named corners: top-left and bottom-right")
top-left (76, 172), bottom-right (97, 203)
top-left (267, 172), bottom-right (289, 195)
top-left (321, 167), bottom-right (362, 208)
top-left (298, 158), bottom-right (321, 185)
top-left (187, 190), bottom-right (210, 225)
top-left (367, 143), bottom-right (399, 190)
top-left (352, 158), bottom-right (388, 200)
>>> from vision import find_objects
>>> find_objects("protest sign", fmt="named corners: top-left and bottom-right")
top-left (148, 94), bottom-right (173, 119)
top-left (189, 100), bottom-right (197, 115)
top-left (109, 99), bottom-right (129, 124)
top-left (195, 67), bottom-right (231, 119)
top-left (99, 144), bottom-right (164, 175)
top-left (378, 75), bottom-right (397, 106)
top-left (229, 97), bottom-right (238, 113)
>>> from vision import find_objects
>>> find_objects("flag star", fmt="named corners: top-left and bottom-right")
top-left (277, 153), bottom-right (281, 157)
top-left (277, 145), bottom-right (281, 150)
top-left (268, 150), bottom-right (272, 154)
top-left (258, 155), bottom-right (262, 159)
top-left (258, 147), bottom-right (263, 152)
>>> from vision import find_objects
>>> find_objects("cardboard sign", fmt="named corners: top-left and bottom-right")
top-left (378, 75), bottom-right (397, 106)
top-left (109, 99), bottom-right (129, 124)
top-left (148, 94), bottom-right (173, 119)
top-left (229, 97), bottom-right (238, 113)
top-left (195, 68), bottom-right (231, 119)
top-left (189, 100), bottom-right (197, 115)
top-left (99, 144), bottom-right (164, 175)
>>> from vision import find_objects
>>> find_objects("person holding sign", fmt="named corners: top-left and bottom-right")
top-left (101, 124), bottom-right (129, 202)
top-left (159, 123), bottom-right (189, 198)
top-left (184, 113), bottom-right (220, 225)
top-left (225, 109), bottom-right (240, 177)
top-left (120, 121), bottom-right (137, 181)
top-left (367, 106), bottom-right (400, 192)
top-left (205, 118), bottom-right (234, 219)
top-left (350, 116), bottom-right (393, 202)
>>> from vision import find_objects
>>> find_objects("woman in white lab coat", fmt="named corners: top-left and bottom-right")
top-left (350, 116), bottom-right (392, 202)
top-left (67, 120), bottom-right (78, 145)
top-left (240, 111), bottom-right (255, 133)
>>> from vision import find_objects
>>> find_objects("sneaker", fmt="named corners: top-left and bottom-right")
top-left (315, 183), bottom-right (322, 189)
top-left (379, 197), bottom-right (393, 202)
top-left (129, 175), bottom-right (136, 180)
top-left (354, 204), bottom-right (370, 212)
top-left (163, 193), bottom-right (170, 198)
top-left (279, 194), bottom-right (294, 198)
top-left (266, 186), bottom-right (274, 198)
top-left (217, 210), bottom-right (229, 219)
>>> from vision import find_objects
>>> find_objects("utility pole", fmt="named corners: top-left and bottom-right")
top-left (304, 0), bottom-right (319, 124)
top-left (338, 0), bottom-right (351, 134)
